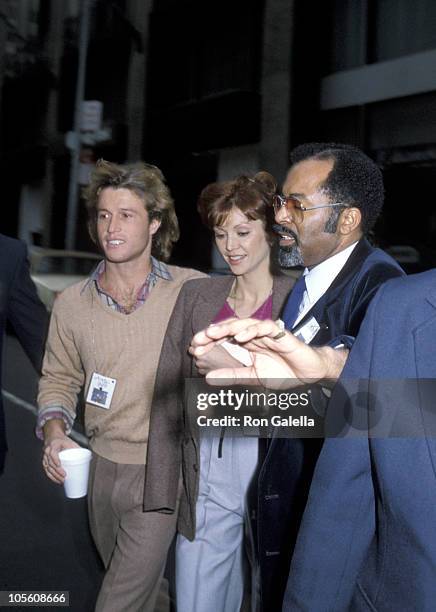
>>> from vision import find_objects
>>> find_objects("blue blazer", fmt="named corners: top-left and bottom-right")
top-left (252, 239), bottom-right (405, 611)
top-left (0, 235), bottom-right (48, 473)
top-left (284, 270), bottom-right (436, 611)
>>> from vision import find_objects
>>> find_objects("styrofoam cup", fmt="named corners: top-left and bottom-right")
top-left (58, 448), bottom-right (92, 499)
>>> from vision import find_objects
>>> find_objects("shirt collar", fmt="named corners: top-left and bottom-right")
top-left (150, 256), bottom-right (172, 281)
top-left (81, 256), bottom-right (172, 295)
top-left (303, 241), bottom-right (358, 306)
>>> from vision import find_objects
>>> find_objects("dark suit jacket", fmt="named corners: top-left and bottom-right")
top-left (254, 239), bottom-right (404, 611)
top-left (144, 274), bottom-right (294, 539)
top-left (0, 234), bottom-right (48, 473)
top-left (284, 270), bottom-right (436, 611)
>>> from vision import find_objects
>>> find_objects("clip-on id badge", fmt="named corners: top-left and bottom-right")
top-left (294, 316), bottom-right (320, 345)
top-left (86, 372), bottom-right (117, 409)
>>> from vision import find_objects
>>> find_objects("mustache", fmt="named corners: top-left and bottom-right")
top-left (272, 224), bottom-right (298, 242)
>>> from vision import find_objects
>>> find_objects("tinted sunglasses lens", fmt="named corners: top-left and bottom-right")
top-left (287, 196), bottom-right (302, 221)
top-left (272, 196), bottom-right (303, 221)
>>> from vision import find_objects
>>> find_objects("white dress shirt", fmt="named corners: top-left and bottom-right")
top-left (293, 241), bottom-right (358, 327)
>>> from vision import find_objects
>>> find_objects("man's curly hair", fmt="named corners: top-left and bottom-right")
top-left (290, 142), bottom-right (383, 234)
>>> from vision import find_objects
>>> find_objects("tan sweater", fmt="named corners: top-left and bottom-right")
top-left (38, 265), bottom-right (205, 464)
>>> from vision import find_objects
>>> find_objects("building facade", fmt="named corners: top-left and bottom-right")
top-left (4, 0), bottom-right (436, 270)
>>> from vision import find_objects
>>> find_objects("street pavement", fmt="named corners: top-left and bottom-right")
top-left (0, 334), bottom-right (176, 612)
top-left (0, 335), bottom-right (103, 611)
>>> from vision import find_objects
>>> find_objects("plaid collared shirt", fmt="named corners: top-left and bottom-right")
top-left (35, 257), bottom-right (173, 439)
top-left (85, 256), bottom-right (172, 314)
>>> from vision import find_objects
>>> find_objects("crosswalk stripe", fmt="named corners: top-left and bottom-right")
top-left (2, 390), bottom-right (89, 447)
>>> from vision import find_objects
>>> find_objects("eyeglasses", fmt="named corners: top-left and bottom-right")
top-left (271, 194), bottom-right (346, 224)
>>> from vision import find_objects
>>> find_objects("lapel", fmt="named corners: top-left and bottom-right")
top-left (191, 273), bottom-right (294, 332)
top-left (191, 276), bottom-right (234, 332)
top-left (425, 284), bottom-right (436, 311)
top-left (414, 287), bottom-right (436, 378)
top-left (292, 238), bottom-right (373, 333)
top-left (410, 285), bottom-right (436, 446)
top-left (272, 274), bottom-right (295, 319)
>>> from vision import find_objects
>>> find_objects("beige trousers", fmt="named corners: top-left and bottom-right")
top-left (87, 454), bottom-right (178, 612)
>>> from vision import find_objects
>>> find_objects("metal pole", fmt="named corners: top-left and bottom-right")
top-left (65, 0), bottom-right (92, 250)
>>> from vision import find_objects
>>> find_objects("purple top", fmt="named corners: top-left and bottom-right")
top-left (213, 294), bottom-right (273, 323)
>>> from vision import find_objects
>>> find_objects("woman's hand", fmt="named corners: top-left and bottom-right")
top-left (190, 343), bottom-right (244, 376)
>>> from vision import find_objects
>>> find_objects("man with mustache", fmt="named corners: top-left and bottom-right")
top-left (192, 269), bottom-right (436, 611)
top-left (247, 142), bottom-right (404, 610)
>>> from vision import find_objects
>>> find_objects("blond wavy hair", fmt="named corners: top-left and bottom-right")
top-left (83, 159), bottom-right (180, 261)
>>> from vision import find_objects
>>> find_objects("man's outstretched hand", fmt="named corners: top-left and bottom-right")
top-left (190, 318), bottom-right (348, 389)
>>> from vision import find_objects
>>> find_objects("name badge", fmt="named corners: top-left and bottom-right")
top-left (294, 317), bottom-right (320, 345)
top-left (86, 372), bottom-right (117, 409)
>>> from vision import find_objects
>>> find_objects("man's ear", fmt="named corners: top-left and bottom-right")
top-left (339, 207), bottom-right (361, 235)
top-left (149, 217), bottom-right (161, 236)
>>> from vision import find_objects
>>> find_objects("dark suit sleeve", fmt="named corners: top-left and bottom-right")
top-left (283, 289), bottom-right (384, 611)
top-left (7, 244), bottom-right (49, 373)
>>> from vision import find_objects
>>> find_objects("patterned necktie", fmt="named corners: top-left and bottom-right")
top-left (282, 274), bottom-right (307, 330)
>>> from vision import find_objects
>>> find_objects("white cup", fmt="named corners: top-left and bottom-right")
top-left (58, 448), bottom-right (92, 499)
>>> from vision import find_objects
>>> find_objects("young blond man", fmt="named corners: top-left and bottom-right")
top-left (37, 160), bottom-right (204, 612)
